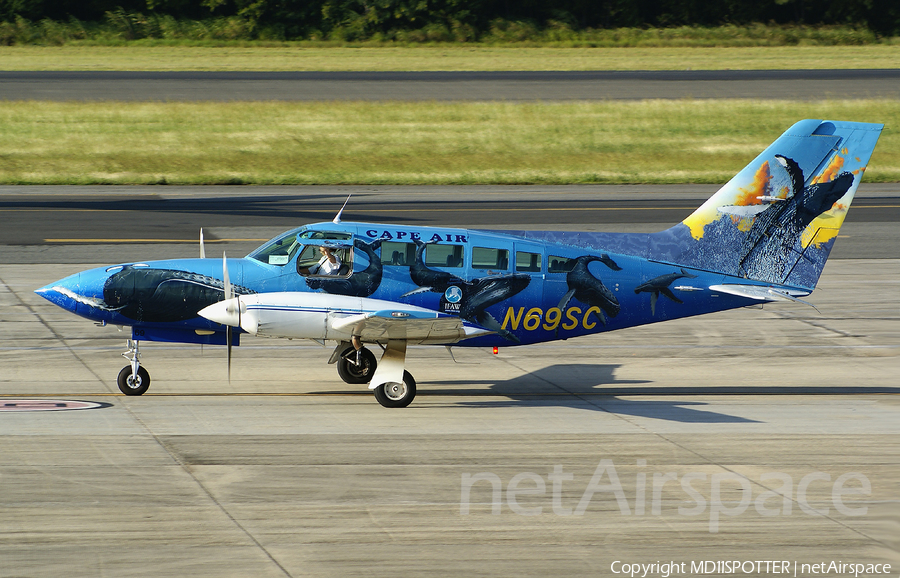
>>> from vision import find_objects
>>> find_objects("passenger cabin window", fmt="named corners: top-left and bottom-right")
top-left (425, 244), bottom-right (464, 268)
top-left (472, 247), bottom-right (509, 270)
top-left (516, 251), bottom-right (541, 272)
top-left (381, 241), bottom-right (416, 266)
top-left (297, 244), bottom-right (353, 278)
top-left (548, 255), bottom-right (576, 273)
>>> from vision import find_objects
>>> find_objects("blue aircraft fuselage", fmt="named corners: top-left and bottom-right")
top-left (32, 119), bottom-right (884, 406)
top-left (39, 221), bottom-right (756, 348)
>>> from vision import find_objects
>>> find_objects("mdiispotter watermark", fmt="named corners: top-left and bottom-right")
top-left (460, 459), bottom-right (871, 533)
top-left (608, 560), bottom-right (892, 577)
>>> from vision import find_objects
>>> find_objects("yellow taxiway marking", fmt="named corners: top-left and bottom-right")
top-left (10, 204), bottom-right (900, 215)
top-left (331, 204), bottom-right (900, 213)
top-left (44, 238), bottom-right (268, 243)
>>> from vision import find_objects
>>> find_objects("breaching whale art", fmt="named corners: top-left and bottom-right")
top-left (404, 239), bottom-right (530, 341)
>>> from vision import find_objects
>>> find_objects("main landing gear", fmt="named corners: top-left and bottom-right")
top-left (118, 339), bottom-right (151, 395)
top-left (372, 371), bottom-right (416, 409)
top-left (331, 341), bottom-right (417, 408)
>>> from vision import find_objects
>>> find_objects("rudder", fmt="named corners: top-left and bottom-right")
top-left (652, 119), bottom-right (883, 289)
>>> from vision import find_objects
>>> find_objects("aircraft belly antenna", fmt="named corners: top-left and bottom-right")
top-left (333, 194), bottom-right (352, 224)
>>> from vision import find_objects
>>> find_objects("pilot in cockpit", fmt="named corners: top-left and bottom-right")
top-left (300, 246), bottom-right (342, 276)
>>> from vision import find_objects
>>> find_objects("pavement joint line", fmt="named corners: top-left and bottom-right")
top-left (3, 391), bottom-right (898, 398)
top-left (772, 310), bottom-right (869, 339)
top-left (489, 347), bottom-right (900, 550)
top-left (8, 278), bottom-right (295, 576)
top-left (0, 273), bottom-right (115, 395)
top-left (3, 344), bottom-right (896, 351)
top-left (113, 401), bottom-right (296, 578)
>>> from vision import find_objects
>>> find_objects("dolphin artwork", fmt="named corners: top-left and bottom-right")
top-left (556, 255), bottom-right (622, 327)
top-left (634, 268), bottom-right (698, 316)
top-left (404, 240), bottom-right (530, 341)
top-left (100, 265), bottom-right (256, 323)
top-left (305, 238), bottom-right (384, 297)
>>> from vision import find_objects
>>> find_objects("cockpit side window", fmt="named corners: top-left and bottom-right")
top-left (297, 244), bottom-right (353, 278)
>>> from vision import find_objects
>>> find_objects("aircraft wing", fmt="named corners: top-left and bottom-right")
top-left (330, 309), bottom-right (490, 342)
top-left (202, 292), bottom-right (492, 344)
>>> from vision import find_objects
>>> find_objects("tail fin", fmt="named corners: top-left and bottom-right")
top-left (655, 119), bottom-right (883, 289)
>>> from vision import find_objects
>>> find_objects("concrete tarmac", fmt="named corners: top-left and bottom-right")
top-left (1, 255), bottom-right (898, 577)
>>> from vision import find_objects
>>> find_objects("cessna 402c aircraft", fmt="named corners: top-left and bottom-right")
top-left (37, 119), bottom-right (882, 407)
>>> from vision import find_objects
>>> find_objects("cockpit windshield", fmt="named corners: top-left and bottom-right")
top-left (248, 228), bottom-right (354, 266)
top-left (248, 227), bottom-right (305, 265)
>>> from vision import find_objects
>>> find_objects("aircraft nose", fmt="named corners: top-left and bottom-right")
top-left (34, 267), bottom-right (112, 317)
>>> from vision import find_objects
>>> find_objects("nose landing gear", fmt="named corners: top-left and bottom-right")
top-left (118, 339), bottom-right (151, 395)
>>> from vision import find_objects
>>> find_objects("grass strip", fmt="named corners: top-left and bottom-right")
top-left (0, 99), bottom-right (897, 185)
top-left (2, 45), bottom-right (900, 71)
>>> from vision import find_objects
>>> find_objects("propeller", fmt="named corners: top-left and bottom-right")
top-left (222, 252), bottom-right (241, 383)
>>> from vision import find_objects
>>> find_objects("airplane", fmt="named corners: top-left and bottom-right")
top-left (35, 119), bottom-right (883, 407)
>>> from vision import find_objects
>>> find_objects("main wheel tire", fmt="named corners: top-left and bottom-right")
top-left (336, 346), bottom-right (377, 384)
top-left (117, 366), bottom-right (150, 396)
top-left (373, 371), bottom-right (416, 408)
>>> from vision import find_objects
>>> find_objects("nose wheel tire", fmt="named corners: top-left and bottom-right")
top-left (336, 346), bottom-right (377, 384)
top-left (117, 366), bottom-right (151, 396)
top-left (373, 371), bottom-right (416, 408)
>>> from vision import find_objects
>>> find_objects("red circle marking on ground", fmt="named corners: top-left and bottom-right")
top-left (0, 400), bottom-right (110, 412)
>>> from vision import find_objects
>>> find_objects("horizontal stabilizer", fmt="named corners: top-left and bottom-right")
top-left (709, 284), bottom-right (818, 311)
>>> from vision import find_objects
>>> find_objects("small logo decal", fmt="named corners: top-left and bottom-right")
top-left (444, 286), bottom-right (463, 303)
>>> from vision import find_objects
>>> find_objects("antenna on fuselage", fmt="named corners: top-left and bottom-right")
top-left (333, 194), bottom-right (352, 224)
top-left (200, 228), bottom-right (206, 259)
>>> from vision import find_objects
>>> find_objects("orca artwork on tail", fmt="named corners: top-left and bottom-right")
top-left (36, 119), bottom-right (884, 407)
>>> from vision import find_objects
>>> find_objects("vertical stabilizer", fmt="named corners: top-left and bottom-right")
top-left (651, 119), bottom-right (883, 289)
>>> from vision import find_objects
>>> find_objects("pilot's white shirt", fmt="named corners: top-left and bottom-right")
top-left (312, 255), bottom-right (342, 275)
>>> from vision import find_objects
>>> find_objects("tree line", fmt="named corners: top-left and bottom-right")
top-left (2, 0), bottom-right (898, 41)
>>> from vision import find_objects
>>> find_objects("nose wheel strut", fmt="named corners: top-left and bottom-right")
top-left (118, 339), bottom-right (151, 395)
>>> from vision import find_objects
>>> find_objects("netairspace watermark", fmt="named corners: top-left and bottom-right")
top-left (459, 459), bottom-right (873, 533)
top-left (609, 560), bottom-right (892, 578)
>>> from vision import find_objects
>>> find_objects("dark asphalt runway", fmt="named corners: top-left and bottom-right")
top-left (2, 69), bottom-right (898, 100)
top-left (1, 185), bottom-right (895, 263)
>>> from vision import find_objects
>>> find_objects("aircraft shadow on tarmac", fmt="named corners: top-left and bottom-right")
top-left (311, 364), bottom-right (753, 423)
top-left (317, 363), bottom-right (900, 422)
top-left (424, 364), bottom-right (762, 423)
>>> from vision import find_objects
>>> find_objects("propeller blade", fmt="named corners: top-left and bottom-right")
top-left (223, 251), bottom-right (235, 383)
top-left (200, 228), bottom-right (206, 259)
top-left (223, 252), bottom-right (233, 301)
top-left (227, 326), bottom-right (232, 383)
